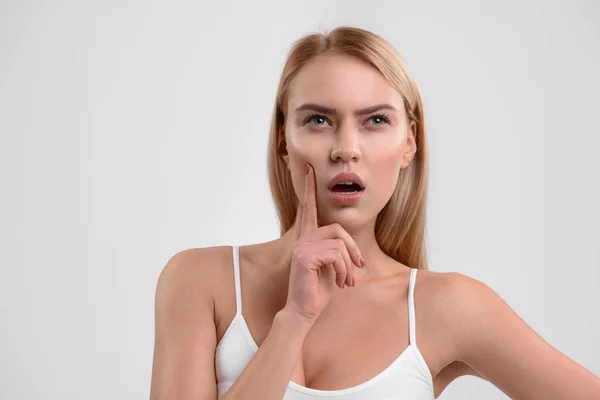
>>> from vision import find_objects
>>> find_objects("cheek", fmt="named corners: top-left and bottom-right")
top-left (367, 146), bottom-right (404, 198)
top-left (367, 140), bottom-right (404, 170)
top-left (285, 142), bottom-right (314, 199)
top-left (285, 137), bottom-right (333, 204)
top-left (286, 142), bottom-right (310, 178)
top-left (286, 134), bottom-right (321, 160)
top-left (285, 134), bottom-right (326, 174)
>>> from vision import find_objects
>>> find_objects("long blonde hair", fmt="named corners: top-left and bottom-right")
top-left (267, 26), bottom-right (430, 271)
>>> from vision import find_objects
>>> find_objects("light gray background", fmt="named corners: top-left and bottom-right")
top-left (1, 0), bottom-right (598, 399)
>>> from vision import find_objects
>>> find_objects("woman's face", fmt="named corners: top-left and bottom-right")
top-left (282, 52), bottom-right (416, 231)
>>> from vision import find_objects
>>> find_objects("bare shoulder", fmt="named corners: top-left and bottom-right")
top-left (154, 245), bottom-right (239, 342)
top-left (154, 246), bottom-right (230, 333)
top-left (417, 269), bottom-right (505, 354)
top-left (413, 268), bottom-right (488, 333)
top-left (416, 269), bottom-right (600, 398)
top-left (415, 269), bottom-right (490, 364)
top-left (412, 270), bottom-right (486, 386)
top-left (150, 245), bottom-right (234, 399)
top-left (157, 245), bottom-right (234, 297)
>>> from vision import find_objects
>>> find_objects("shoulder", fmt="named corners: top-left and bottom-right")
top-left (413, 269), bottom-right (488, 377)
top-left (151, 246), bottom-right (235, 398)
top-left (411, 268), bottom-right (476, 314)
top-left (415, 269), bottom-right (497, 347)
top-left (158, 245), bottom-right (233, 283)
top-left (417, 270), bottom-right (600, 398)
top-left (426, 270), bottom-right (507, 346)
top-left (415, 269), bottom-right (538, 376)
top-left (155, 246), bottom-right (234, 313)
top-left (414, 268), bottom-right (492, 321)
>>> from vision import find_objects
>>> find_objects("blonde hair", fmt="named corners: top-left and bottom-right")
top-left (267, 26), bottom-right (430, 271)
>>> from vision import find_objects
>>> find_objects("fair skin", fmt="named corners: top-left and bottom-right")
top-left (150, 52), bottom-right (600, 399)
top-left (280, 52), bottom-right (417, 282)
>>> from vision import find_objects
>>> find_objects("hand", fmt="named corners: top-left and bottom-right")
top-left (283, 163), bottom-right (366, 327)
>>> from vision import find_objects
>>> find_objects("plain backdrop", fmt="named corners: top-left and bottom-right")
top-left (1, 0), bottom-right (599, 399)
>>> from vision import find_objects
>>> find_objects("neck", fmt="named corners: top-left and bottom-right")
top-left (274, 207), bottom-right (394, 282)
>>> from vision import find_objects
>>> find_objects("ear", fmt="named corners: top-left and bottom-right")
top-left (279, 126), bottom-right (290, 170)
top-left (401, 120), bottom-right (417, 168)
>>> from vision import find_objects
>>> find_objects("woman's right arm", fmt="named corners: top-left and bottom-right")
top-left (149, 248), bottom-right (313, 400)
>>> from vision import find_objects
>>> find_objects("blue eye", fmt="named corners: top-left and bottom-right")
top-left (304, 113), bottom-right (391, 127)
top-left (367, 114), bottom-right (391, 125)
top-left (305, 114), bottom-right (330, 126)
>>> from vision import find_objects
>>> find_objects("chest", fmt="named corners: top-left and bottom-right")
top-left (215, 270), bottom-right (418, 391)
top-left (296, 293), bottom-right (414, 390)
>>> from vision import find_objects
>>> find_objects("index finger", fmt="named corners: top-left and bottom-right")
top-left (301, 163), bottom-right (318, 235)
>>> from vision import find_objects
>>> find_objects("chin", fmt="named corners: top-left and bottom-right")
top-left (318, 208), bottom-right (368, 231)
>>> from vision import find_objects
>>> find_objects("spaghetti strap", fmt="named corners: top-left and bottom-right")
top-left (232, 245), bottom-right (242, 316)
top-left (408, 268), bottom-right (418, 346)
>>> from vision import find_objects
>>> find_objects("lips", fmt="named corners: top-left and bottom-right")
top-left (327, 172), bottom-right (365, 191)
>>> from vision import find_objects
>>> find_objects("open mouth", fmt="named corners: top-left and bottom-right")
top-left (329, 182), bottom-right (364, 194)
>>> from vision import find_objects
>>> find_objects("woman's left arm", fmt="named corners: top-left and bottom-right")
top-left (445, 273), bottom-right (600, 400)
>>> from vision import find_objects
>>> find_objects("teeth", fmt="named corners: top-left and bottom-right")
top-left (331, 181), bottom-right (363, 191)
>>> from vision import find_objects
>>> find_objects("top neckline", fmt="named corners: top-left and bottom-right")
top-left (227, 244), bottom-right (433, 396)
top-left (234, 312), bottom-right (424, 396)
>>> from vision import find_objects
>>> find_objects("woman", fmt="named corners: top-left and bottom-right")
top-left (150, 26), bottom-right (600, 399)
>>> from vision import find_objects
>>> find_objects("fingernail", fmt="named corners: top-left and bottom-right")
top-left (359, 256), bottom-right (366, 267)
top-left (306, 164), bottom-right (310, 175)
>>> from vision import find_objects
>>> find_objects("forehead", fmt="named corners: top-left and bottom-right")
top-left (287, 53), bottom-right (403, 115)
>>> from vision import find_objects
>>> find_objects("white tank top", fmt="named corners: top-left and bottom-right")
top-left (215, 245), bottom-right (434, 399)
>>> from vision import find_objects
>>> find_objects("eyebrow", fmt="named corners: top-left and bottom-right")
top-left (294, 103), bottom-right (397, 116)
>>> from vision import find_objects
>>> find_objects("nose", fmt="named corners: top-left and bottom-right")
top-left (330, 126), bottom-right (361, 162)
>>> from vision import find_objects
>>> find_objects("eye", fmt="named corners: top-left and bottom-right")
top-left (303, 113), bottom-right (391, 127)
top-left (367, 113), bottom-right (391, 126)
top-left (304, 114), bottom-right (331, 126)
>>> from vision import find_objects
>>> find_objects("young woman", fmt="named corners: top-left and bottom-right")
top-left (150, 26), bottom-right (600, 399)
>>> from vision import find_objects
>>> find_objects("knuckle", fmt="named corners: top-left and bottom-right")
top-left (291, 242), bottom-right (300, 255)
top-left (292, 243), bottom-right (304, 260)
top-left (332, 223), bottom-right (344, 237)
